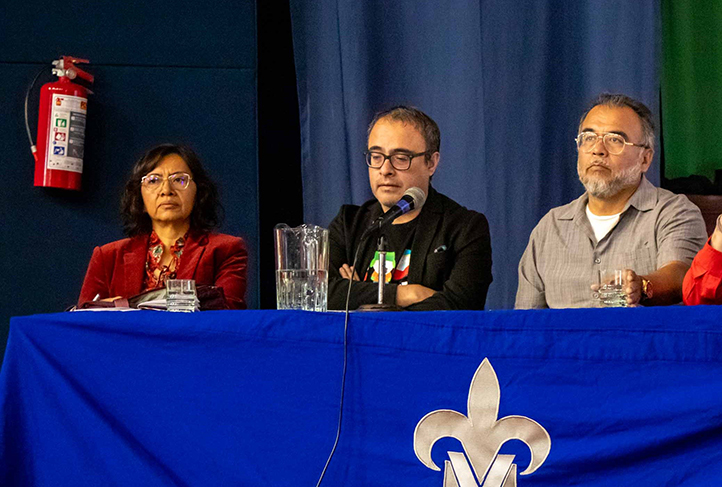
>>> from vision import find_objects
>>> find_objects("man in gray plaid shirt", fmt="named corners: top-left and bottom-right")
top-left (516, 93), bottom-right (707, 309)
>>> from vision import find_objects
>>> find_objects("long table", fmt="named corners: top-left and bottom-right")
top-left (1, 307), bottom-right (722, 486)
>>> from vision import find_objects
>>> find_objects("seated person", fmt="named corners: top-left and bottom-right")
top-left (516, 93), bottom-right (706, 308)
top-left (78, 144), bottom-right (247, 309)
top-left (683, 214), bottom-right (722, 305)
top-left (328, 106), bottom-right (492, 311)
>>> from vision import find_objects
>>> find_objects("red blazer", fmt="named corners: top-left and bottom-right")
top-left (683, 240), bottom-right (722, 306)
top-left (78, 232), bottom-right (248, 309)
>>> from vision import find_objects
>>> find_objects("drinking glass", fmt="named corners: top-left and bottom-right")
top-left (166, 279), bottom-right (197, 312)
top-left (597, 269), bottom-right (627, 307)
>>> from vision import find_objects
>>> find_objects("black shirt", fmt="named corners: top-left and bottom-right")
top-left (362, 219), bottom-right (417, 284)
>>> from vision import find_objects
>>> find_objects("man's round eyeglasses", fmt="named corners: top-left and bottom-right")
top-left (364, 150), bottom-right (430, 171)
top-left (575, 132), bottom-right (649, 156)
top-left (141, 172), bottom-right (193, 191)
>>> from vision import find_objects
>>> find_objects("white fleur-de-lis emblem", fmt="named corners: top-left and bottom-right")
top-left (414, 358), bottom-right (551, 487)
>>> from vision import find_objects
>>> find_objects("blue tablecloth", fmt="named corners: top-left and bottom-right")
top-left (1, 307), bottom-right (722, 486)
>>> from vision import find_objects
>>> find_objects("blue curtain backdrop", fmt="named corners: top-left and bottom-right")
top-left (290, 0), bottom-right (660, 309)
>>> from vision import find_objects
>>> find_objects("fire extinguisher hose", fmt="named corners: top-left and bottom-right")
top-left (24, 65), bottom-right (49, 157)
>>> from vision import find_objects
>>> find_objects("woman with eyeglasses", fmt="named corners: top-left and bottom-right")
top-left (78, 144), bottom-right (247, 309)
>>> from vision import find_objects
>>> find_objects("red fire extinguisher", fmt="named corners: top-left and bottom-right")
top-left (28, 56), bottom-right (94, 190)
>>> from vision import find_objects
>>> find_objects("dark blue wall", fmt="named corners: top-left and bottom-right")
top-left (0, 1), bottom-right (259, 347)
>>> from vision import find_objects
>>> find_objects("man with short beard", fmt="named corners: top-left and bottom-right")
top-left (328, 106), bottom-right (493, 310)
top-left (515, 93), bottom-right (706, 309)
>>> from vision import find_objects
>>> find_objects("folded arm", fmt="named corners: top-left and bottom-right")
top-left (212, 237), bottom-right (248, 310)
top-left (78, 246), bottom-right (111, 305)
top-left (405, 213), bottom-right (492, 311)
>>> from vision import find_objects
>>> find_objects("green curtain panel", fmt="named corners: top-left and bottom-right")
top-left (662, 1), bottom-right (722, 180)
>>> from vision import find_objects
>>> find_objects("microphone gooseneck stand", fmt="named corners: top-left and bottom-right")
top-left (357, 234), bottom-right (402, 311)
top-left (316, 191), bottom-right (424, 485)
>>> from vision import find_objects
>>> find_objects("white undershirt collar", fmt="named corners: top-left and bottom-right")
top-left (586, 205), bottom-right (622, 243)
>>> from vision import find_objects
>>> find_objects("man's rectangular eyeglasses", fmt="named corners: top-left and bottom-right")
top-left (141, 172), bottom-right (193, 191)
top-left (575, 132), bottom-right (649, 155)
top-left (364, 150), bottom-right (430, 171)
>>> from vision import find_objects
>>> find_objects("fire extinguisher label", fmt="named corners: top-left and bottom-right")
top-left (47, 94), bottom-right (87, 173)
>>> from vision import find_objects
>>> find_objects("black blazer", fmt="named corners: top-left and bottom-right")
top-left (328, 187), bottom-right (492, 310)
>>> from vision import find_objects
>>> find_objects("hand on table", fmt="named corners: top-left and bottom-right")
top-left (590, 269), bottom-right (643, 306)
top-left (99, 296), bottom-right (123, 303)
top-left (621, 269), bottom-right (644, 306)
top-left (339, 264), bottom-right (360, 281)
top-left (395, 284), bottom-right (436, 308)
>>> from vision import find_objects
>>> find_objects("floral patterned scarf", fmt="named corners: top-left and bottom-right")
top-left (143, 230), bottom-right (188, 291)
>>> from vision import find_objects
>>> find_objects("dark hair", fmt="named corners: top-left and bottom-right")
top-left (367, 105), bottom-right (441, 155)
top-left (579, 93), bottom-right (656, 151)
top-left (120, 144), bottom-right (223, 236)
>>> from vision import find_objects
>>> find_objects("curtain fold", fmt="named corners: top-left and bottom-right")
top-left (291, 0), bottom-right (659, 309)
top-left (662, 1), bottom-right (722, 180)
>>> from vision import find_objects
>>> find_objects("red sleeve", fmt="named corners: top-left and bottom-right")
top-left (213, 236), bottom-right (248, 310)
top-left (683, 241), bottom-right (722, 305)
top-left (78, 246), bottom-right (111, 305)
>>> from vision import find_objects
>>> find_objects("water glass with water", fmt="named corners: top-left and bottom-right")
top-left (598, 269), bottom-right (627, 307)
top-left (166, 279), bottom-right (198, 312)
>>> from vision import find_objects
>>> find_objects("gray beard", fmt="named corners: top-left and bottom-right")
top-left (578, 163), bottom-right (643, 199)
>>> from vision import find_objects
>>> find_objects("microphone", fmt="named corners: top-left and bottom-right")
top-left (362, 187), bottom-right (427, 240)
